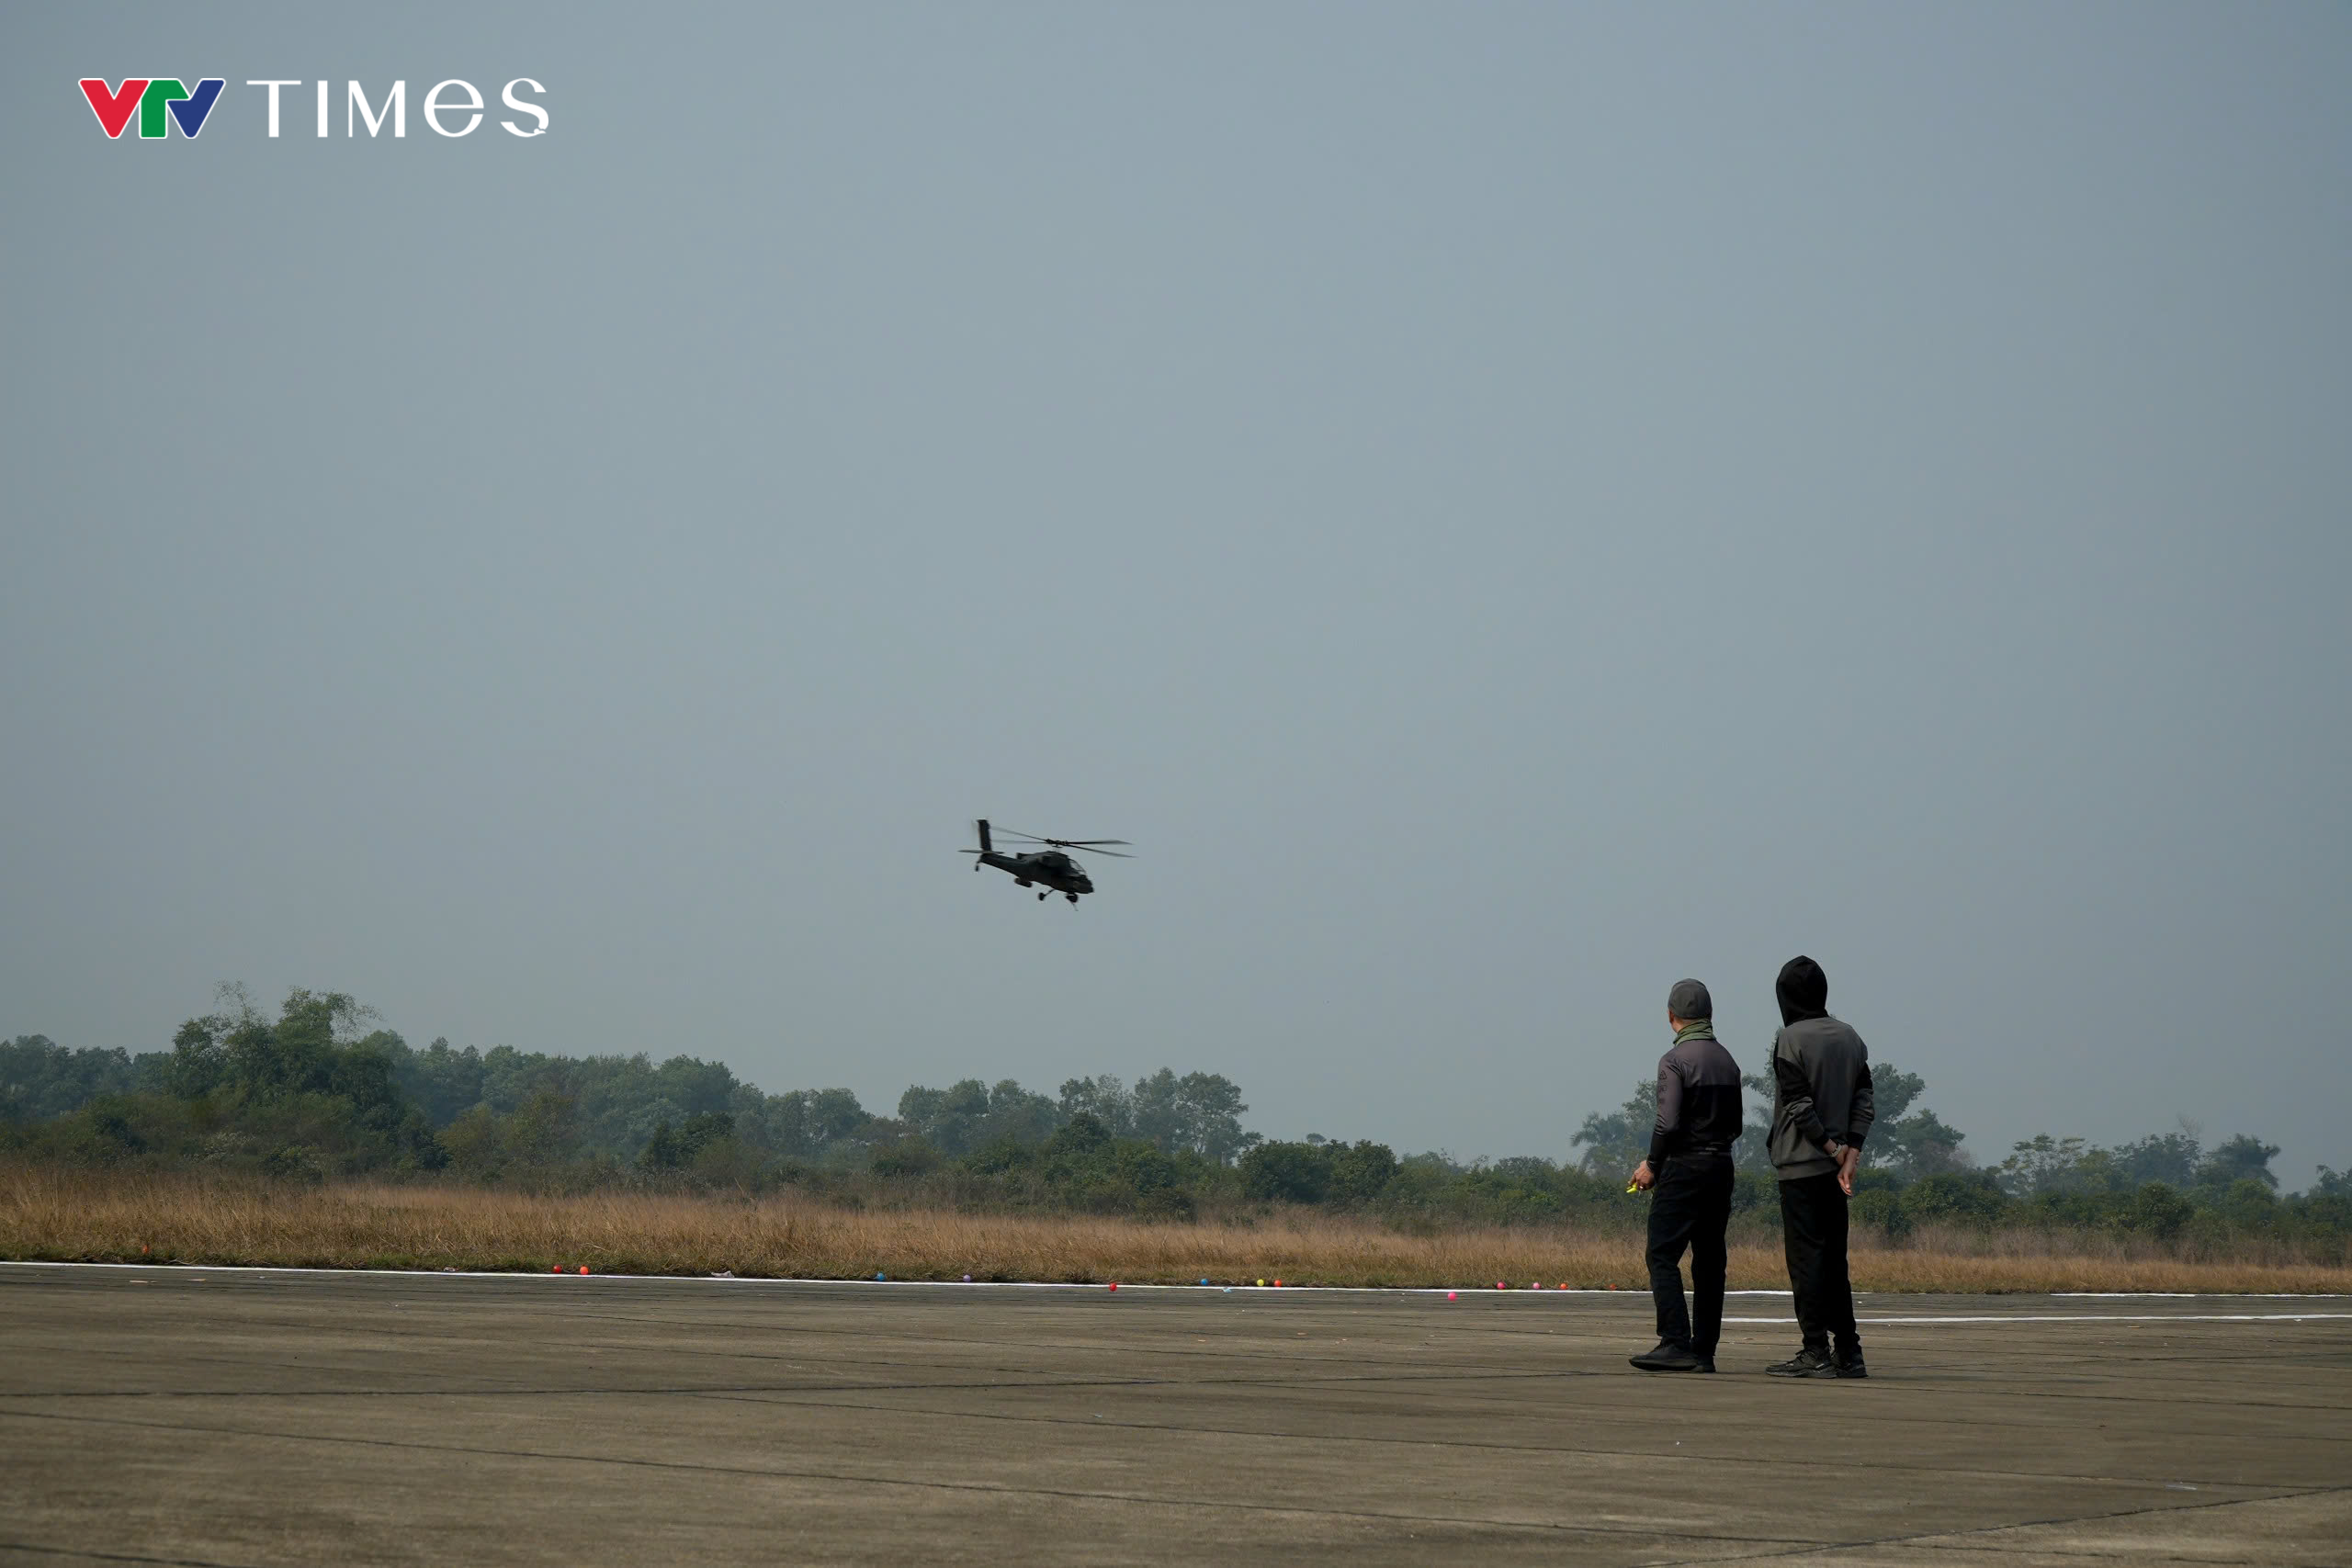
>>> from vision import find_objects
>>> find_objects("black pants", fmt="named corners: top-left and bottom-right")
top-left (1646, 1152), bottom-right (1733, 1356)
top-left (1778, 1171), bottom-right (1860, 1353)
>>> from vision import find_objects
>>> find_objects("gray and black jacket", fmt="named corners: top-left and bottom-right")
top-left (1768, 1017), bottom-right (1875, 1181)
top-left (1646, 1028), bottom-right (1743, 1168)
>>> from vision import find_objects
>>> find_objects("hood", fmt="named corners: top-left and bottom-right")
top-left (1776, 955), bottom-right (1829, 1027)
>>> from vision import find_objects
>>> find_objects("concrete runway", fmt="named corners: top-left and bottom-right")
top-left (3, 1264), bottom-right (2347, 1565)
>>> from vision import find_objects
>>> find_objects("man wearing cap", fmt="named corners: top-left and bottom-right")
top-left (1629, 978), bottom-right (1743, 1373)
top-left (1765, 953), bottom-right (1874, 1379)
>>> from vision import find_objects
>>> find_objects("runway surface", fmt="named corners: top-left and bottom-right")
top-left (4, 1262), bottom-right (2347, 1565)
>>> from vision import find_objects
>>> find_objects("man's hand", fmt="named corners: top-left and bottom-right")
top-left (1837, 1145), bottom-right (1860, 1197)
top-left (1631, 1160), bottom-right (1656, 1192)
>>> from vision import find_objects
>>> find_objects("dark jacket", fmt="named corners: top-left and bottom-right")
top-left (1647, 1029), bottom-right (1743, 1168)
top-left (1768, 1017), bottom-right (1875, 1180)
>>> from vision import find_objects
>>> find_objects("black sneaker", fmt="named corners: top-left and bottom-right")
top-left (1694, 1357), bottom-right (1716, 1374)
top-left (1630, 1340), bottom-right (1703, 1372)
top-left (1836, 1350), bottom-right (1868, 1379)
top-left (1767, 1346), bottom-right (1839, 1378)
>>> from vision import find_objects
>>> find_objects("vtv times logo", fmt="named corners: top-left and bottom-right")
top-left (79, 78), bottom-right (226, 139)
top-left (78, 77), bottom-right (549, 140)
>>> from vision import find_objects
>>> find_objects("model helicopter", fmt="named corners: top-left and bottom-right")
top-left (962, 819), bottom-right (1131, 904)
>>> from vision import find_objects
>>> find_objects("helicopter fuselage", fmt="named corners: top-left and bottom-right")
top-left (976, 850), bottom-right (1094, 897)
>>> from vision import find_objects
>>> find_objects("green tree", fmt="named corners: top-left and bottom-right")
top-left (1240, 1141), bottom-right (1331, 1203)
top-left (2108, 1126), bottom-right (2200, 1189)
top-left (899, 1078), bottom-right (996, 1156)
top-left (1057, 1075), bottom-right (1135, 1138)
top-left (395, 1037), bottom-right (485, 1126)
top-left (503, 1088), bottom-right (580, 1168)
top-left (2197, 1134), bottom-right (2280, 1191)
top-left (639, 1111), bottom-right (737, 1173)
top-left (1327, 1140), bottom-right (1399, 1204)
top-left (1860, 1064), bottom-right (1970, 1179)
top-left (1176, 1072), bottom-right (1257, 1164)
top-left (1571, 1080), bottom-right (1656, 1179)
top-left (0, 1035), bottom-right (142, 1121)
top-left (1999, 1134), bottom-right (2091, 1197)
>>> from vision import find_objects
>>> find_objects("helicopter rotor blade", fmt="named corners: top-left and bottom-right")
top-left (984, 828), bottom-right (1133, 855)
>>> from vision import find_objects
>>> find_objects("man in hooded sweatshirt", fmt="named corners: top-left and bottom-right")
top-left (1629, 978), bottom-right (1742, 1373)
top-left (1767, 954), bottom-right (1874, 1378)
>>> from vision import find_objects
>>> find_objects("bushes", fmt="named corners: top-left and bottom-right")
top-left (1826, 1168), bottom-right (2347, 1258)
top-left (2125, 1181), bottom-right (2196, 1240)
top-left (1239, 1140), bottom-right (1409, 1209)
top-left (1898, 1171), bottom-right (2012, 1228)
top-left (1240, 1142), bottom-right (1332, 1204)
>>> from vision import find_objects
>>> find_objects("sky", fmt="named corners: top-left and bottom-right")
top-left (5, 4), bottom-right (2347, 1186)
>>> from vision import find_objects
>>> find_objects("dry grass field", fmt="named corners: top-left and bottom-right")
top-left (6, 1164), bottom-right (2347, 1293)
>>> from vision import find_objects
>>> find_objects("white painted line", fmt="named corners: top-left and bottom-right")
top-left (0, 1260), bottom-right (1741, 1295)
top-left (3, 1261), bottom-right (2344, 1311)
top-left (1725, 1314), bottom-right (2352, 1325)
top-left (2041, 1297), bottom-right (2352, 1306)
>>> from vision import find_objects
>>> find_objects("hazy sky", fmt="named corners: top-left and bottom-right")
top-left (6, 5), bottom-right (2346, 1185)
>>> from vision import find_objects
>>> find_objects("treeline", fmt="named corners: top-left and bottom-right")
top-left (0, 991), bottom-right (1253, 1201)
top-left (4, 988), bottom-right (2348, 1247)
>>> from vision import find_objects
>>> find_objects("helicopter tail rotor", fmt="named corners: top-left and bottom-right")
top-left (976, 818), bottom-right (994, 854)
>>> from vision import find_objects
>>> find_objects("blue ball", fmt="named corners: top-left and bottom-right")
top-left (875, 1272), bottom-right (886, 1281)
